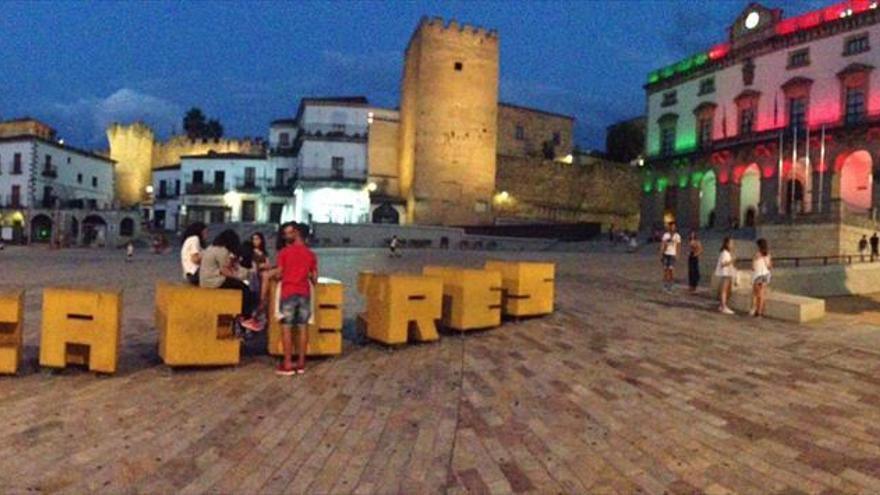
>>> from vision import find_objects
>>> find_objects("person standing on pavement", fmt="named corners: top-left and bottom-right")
top-left (660, 222), bottom-right (681, 292)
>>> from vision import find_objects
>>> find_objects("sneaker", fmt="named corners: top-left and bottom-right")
top-left (295, 365), bottom-right (305, 375)
top-left (720, 307), bottom-right (735, 315)
top-left (241, 318), bottom-right (265, 332)
top-left (748, 308), bottom-right (757, 317)
top-left (275, 363), bottom-right (296, 376)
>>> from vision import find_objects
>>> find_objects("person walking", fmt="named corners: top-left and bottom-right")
top-left (687, 231), bottom-right (704, 293)
top-left (871, 232), bottom-right (879, 260)
top-left (389, 235), bottom-right (401, 258)
top-left (125, 241), bottom-right (134, 262)
top-left (750, 238), bottom-right (772, 318)
top-left (715, 237), bottom-right (736, 315)
top-left (859, 235), bottom-right (868, 262)
top-left (660, 222), bottom-right (681, 292)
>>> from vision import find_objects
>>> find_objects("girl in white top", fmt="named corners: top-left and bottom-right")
top-left (750, 238), bottom-right (772, 318)
top-left (180, 222), bottom-right (208, 285)
top-left (714, 236), bottom-right (735, 315)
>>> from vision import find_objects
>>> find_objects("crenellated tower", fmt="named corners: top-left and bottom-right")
top-left (398, 16), bottom-right (500, 225)
top-left (106, 122), bottom-right (155, 207)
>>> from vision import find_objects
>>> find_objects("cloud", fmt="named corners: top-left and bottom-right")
top-left (318, 49), bottom-right (401, 107)
top-left (48, 88), bottom-right (182, 145)
top-left (661, 4), bottom-right (731, 55)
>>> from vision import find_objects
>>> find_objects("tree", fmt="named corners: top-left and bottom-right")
top-left (205, 119), bottom-right (224, 139)
top-left (183, 107), bottom-right (206, 139)
top-left (606, 118), bottom-right (645, 163)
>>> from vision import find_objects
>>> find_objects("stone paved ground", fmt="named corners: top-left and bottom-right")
top-left (2, 245), bottom-right (880, 494)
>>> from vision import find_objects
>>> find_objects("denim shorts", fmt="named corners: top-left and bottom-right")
top-left (753, 274), bottom-right (771, 286)
top-left (280, 295), bottom-right (311, 326)
top-left (662, 255), bottom-right (676, 268)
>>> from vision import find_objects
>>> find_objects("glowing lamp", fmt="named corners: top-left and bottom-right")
top-left (366, 182), bottom-right (378, 192)
top-left (145, 185), bottom-right (154, 194)
top-left (745, 11), bottom-right (760, 29)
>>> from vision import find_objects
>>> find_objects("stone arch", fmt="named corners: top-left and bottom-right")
top-left (372, 203), bottom-right (400, 224)
top-left (119, 217), bottom-right (136, 237)
top-left (82, 214), bottom-right (108, 247)
top-left (838, 150), bottom-right (873, 212)
top-left (739, 163), bottom-right (761, 227)
top-left (699, 170), bottom-right (717, 228)
top-left (30, 214), bottom-right (53, 243)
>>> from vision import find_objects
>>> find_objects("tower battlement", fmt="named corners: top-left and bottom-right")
top-left (419, 16), bottom-right (498, 39)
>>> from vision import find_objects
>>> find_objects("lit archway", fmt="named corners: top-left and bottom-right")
top-left (699, 170), bottom-right (716, 228)
top-left (739, 164), bottom-right (761, 226)
top-left (120, 217), bottom-right (135, 237)
top-left (82, 215), bottom-right (108, 246)
top-left (840, 150), bottom-right (873, 212)
top-left (30, 214), bottom-right (53, 243)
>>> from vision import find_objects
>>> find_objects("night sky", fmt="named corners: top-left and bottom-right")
top-left (0, 0), bottom-right (825, 151)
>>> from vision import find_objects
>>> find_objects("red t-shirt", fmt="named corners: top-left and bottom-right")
top-left (277, 243), bottom-right (317, 298)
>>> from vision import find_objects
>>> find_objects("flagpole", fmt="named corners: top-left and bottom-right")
top-left (819, 125), bottom-right (826, 213)
top-left (791, 124), bottom-right (797, 216)
top-left (777, 130), bottom-right (784, 214)
top-left (805, 124), bottom-right (811, 213)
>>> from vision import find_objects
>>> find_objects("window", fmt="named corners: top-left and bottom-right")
top-left (192, 170), bottom-right (204, 184)
top-left (175, 180), bottom-right (181, 196)
top-left (515, 125), bottom-right (525, 140)
top-left (331, 156), bottom-right (344, 170)
top-left (12, 153), bottom-right (22, 174)
top-left (844, 34), bottom-right (870, 56)
top-left (10, 185), bottom-right (21, 206)
top-left (45, 155), bottom-right (52, 168)
top-left (788, 97), bottom-right (807, 132)
top-left (660, 124), bottom-right (676, 156)
top-left (661, 91), bottom-right (677, 107)
top-left (67, 157), bottom-right (71, 164)
top-left (275, 168), bottom-right (287, 187)
top-left (739, 107), bottom-right (755, 135)
top-left (788, 48), bottom-right (810, 68)
top-left (42, 186), bottom-right (53, 207)
top-left (244, 167), bottom-right (256, 186)
top-left (214, 170), bottom-right (225, 187)
top-left (698, 117), bottom-right (713, 147)
top-left (845, 87), bottom-right (866, 124)
top-left (92, 177), bottom-right (98, 187)
top-left (331, 123), bottom-right (345, 133)
top-left (159, 180), bottom-right (167, 197)
top-left (698, 78), bottom-right (715, 95)
top-left (552, 132), bottom-right (561, 145)
top-left (241, 200), bottom-right (256, 222)
top-left (454, 61), bottom-right (463, 71)
top-left (77, 173), bottom-right (83, 184)
top-left (279, 132), bottom-right (290, 147)
top-left (269, 203), bottom-right (284, 223)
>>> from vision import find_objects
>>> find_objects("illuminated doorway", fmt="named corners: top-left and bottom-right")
top-left (699, 170), bottom-right (716, 228)
top-left (739, 164), bottom-right (761, 226)
top-left (839, 150), bottom-right (873, 212)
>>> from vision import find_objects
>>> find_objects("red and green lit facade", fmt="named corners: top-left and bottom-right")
top-left (642, 1), bottom-right (880, 232)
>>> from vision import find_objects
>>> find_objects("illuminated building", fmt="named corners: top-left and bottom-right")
top-left (641, 1), bottom-right (880, 238)
top-left (0, 118), bottom-right (139, 246)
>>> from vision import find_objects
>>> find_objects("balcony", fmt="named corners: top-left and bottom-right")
top-left (297, 167), bottom-right (368, 183)
top-left (41, 167), bottom-right (58, 179)
top-left (234, 179), bottom-right (262, 193)
top-left (185, 182), bottom-right (226, 195)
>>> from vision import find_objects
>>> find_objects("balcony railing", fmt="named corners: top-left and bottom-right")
top-left (185, 182), bottom-right (226, 195)
top-left (234, 179), bottom-right (262, 193)
top-left (41, 167), bottom-right (58, 178)
top-left (267, 183), bottom-right (294, 196)
top-left (297, 167), bottom-right (368, 183)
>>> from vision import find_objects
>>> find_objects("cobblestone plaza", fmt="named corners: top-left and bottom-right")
top-left (2, 246), bottom-right (880, 494)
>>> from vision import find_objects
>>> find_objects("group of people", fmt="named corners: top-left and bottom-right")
top-left (660, 222), bottom-right (773, 317)
top-left (857, 233), bottom-right (880, 261)
top-left (179, 221), bottom-right (319, 376)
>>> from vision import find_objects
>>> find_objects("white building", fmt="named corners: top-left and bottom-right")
top-left (642, 1), bottom-right (880, 232)
top-left (286, 97), bottom-right (372, 224)
top-left (151, 152), bottom-right (294, 229)
top-left (0, 118), bottom-right (135, 245)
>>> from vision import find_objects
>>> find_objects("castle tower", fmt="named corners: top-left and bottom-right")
top-left (106, 122), bottom-right (155, 207)
top-left (398, 17), bottom-right (499, 225)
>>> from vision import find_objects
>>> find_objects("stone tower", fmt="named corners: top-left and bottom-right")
top-left (106, 122), bottom-right (155, 207)
top-left (398, 17), bottom-right (499, 225)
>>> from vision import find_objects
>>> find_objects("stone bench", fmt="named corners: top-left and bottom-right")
top-left (267, 278), bottom-right (344, 357)
top-left (155, 282), bottom-right (241, 367)
top-left (40, 287), bottom-right (122, 374)
top-left (358, 272), bottom-right (442, 345)
top-left (728, 288), bottom-right (825, 323)
top-left (422, 266), bottom-right (502, 331)
top-left (0, 290), bottom-right (24, 374)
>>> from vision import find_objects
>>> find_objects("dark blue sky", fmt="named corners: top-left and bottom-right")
top-left (0, 0), bottom-right (823, 151)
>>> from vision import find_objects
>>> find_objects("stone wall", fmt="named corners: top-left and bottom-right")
top-left (757, 222), bottom-right (874, 258)
top-left (495, 155), bottom-right (641, 230)
top-left (496, 103), bottom-right (573, 160)
top-left (106, 122), bottom-right (264, 207)
top-left (367, 111), bottom-right (401, 198)
top-left (398, 17), bottom-right (499, 226)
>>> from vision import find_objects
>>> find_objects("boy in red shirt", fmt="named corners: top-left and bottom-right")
top-left (275, 223), bottom-right (318, 376)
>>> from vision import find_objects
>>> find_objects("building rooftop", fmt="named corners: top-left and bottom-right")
top-left (499, 102), bottom-right (575, 121)
top-left (179, 151), bottom-right (267, 160)
top-left (153, 163), bottom-right (182, 171)
top-left (0, 134), bottom-right (116, 164)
